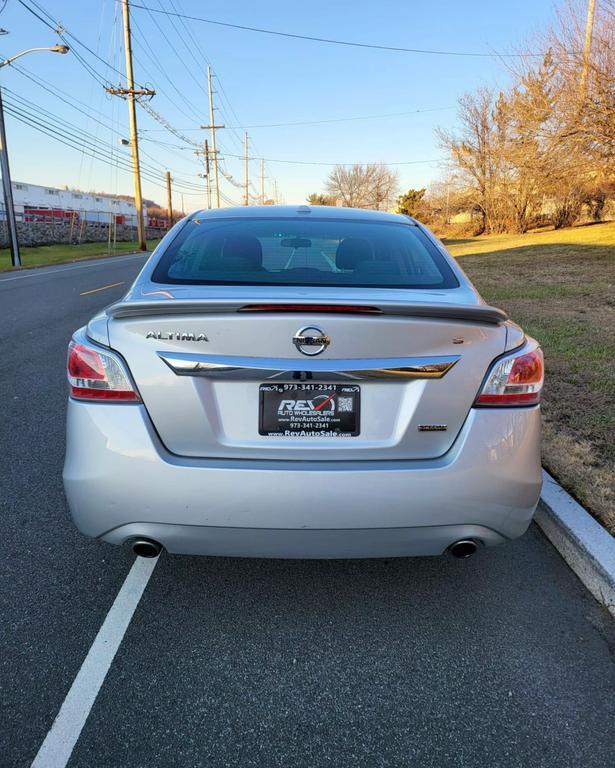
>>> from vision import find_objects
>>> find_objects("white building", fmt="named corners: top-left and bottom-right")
top-left (3, 181), bottom-right (146, 227)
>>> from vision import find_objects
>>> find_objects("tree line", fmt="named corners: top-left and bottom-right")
top-left (308, 1), bottom-right (614, 235)
top-left (437, 0), bottom-right (614, 233)
top-left (308, 163), bottom-right (400, 211)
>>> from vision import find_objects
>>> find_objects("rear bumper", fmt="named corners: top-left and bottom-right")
top-left (63, 402), bottom-right (542, 558)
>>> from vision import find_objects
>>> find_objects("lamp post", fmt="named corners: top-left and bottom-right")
top-left (0, 44), bottom-right (69, 267)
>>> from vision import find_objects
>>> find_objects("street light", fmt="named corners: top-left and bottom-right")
top-left (0, 44), bottom-right (70, 267)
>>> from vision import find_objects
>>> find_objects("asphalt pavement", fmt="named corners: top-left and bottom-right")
top-left (1, 253), bottom-right (614, 768)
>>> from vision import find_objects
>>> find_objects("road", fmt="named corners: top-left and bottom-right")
top-left (1, 254), bottom-right (614, 768)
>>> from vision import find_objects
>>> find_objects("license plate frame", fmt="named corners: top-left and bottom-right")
top-left (259, 383), bottom-right (361, 437)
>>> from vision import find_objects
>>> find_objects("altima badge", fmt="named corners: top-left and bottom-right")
top-left (418, 424), bottom-right (448, 432)
top-left (146, 331), bottom-right (209, 341)
top-left (292, 326), bottom-right (330, 356)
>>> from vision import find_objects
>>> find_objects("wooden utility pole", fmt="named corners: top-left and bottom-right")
top-left (205, 139), bottom-right (211, 209)
top-left (200, 66), bottom-right (224, 208)
top-left (579, 0), bottom-right (597, 100)
top-left (260, 159), bottom-right (265, 205)
top-left (165, 170), bottom-right (173, 228)
top-left (193, 141), bottom-right (212, 209)
top-left (244, 132), bottom-right (249, 206)
top-left (0, 88), bottom-right (20, 266)
top-left (106, 0), bottom-right (155, 250)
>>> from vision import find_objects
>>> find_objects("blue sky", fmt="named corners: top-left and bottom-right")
top-left (0, 0), bottom-right (558, 210)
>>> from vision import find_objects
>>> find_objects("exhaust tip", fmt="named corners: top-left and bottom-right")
top-left (131, 538), bottom-right (162, 558)
top-left (448, 539), bottom-right (478, 559)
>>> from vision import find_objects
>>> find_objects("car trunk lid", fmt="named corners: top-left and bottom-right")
top-left (105, 293), bottom-right (507, 461)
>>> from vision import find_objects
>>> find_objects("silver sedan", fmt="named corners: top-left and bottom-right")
top-left (63, 206), bottom-right (543, 559)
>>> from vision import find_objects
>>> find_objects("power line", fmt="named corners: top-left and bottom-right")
top-left (3, 100), bottom-right (204, 196)
top-left (1, 75), bottom-right (203, 187)
top-left (158, 0), bottom-right (248, 152)
top-left (132, 0), bottom-right (280, 194)
top-left (74, 0), bottom-right (108, 195)
top-left (128, 2), bottom-right (548, 58)
top-left (3, 100), bottom-right (154, 184)
top-left (9, 62), bottom-right (116, 132)
top-left (10, 2), bottom-right (225, 204)
top-left (138, 105), bottom-right (455, 133)
top-left (17, 0), bottom-right (146, 86)
top-left (220, 149), bottom-right (444, 168)
top-left (150, 0), bottom-right (210, 99)
top-left (128, 134), bottom-right (444, 167)
top-left (129, 16), bottom-right (206, 125)
top-left (18, 2), bottom-right (208, 153)
top-left (3, 90), bottom-right (204, 191)
top-left (138, 100), bottom-right (198, 147)
top-left (224, 106), bottom-right (456, 129)
top-left (17, 1), bottom-right (278, 201)
top-left (117, 0), bottom-right (247, 182)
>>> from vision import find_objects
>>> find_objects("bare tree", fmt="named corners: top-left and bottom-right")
top-left (437, 0), bottom-right (614, 233)
top-left (437, 89), bottom-right (506, 234)
top-left (325, 164), bottom-right (399, 210)
top-left (547, 0), bottom-right (615, 224)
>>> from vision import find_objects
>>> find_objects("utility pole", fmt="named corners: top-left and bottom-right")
top-left (200, 66), bottom-right (224, 208)
top-left (106, 0), bottom-right (154, 250)
top-left (579, 0), bottom-right (597, 100)
top-left (193, 140), bottom-right (212, 209)
top-left (0, 88), bottom-right (19, 266)
top-left (205, 140), bottom-right (211, 209)
top-left (181, 192), bottom-right (185, 217)
top-left (165, 170), bottom-right (173, 228)
top-left (244, 132), bottom-right (249, 206)
top-left (260, 159), bottom-right (265, 205)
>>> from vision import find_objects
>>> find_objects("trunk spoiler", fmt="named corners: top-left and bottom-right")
top-left (107, 299), bottom-right (507, 325)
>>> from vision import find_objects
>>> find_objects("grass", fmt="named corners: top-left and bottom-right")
top-left (0, 239), bottom-right (161, 271)
top-left (446, 220), bottom-right (615, 534)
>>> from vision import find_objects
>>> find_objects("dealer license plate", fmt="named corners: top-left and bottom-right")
top-left (259, 383), bottom-right (360, 437)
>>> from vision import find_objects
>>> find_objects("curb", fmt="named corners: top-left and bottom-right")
top-left (535, 470), bottom-right (615, 617)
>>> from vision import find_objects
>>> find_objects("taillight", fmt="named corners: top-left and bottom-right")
top-left (67, 339), bottom-right (140, 402)
top-left (475, 346), bottom-right (543, 406)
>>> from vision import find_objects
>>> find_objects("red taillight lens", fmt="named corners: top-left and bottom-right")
top-left (67, 343), bottom-right (106, 381)
top-left (67, 340), bottom-right (140, 402)
top-left (475, 347), bottom-right (544, 406)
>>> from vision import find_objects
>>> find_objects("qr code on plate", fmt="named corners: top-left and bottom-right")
top-left (337, 396), bottom-right (354, 412)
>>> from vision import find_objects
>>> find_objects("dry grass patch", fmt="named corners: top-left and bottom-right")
top-left (448, 221), bottom-right (615, 534)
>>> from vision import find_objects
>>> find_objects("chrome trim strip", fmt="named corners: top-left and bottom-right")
top-left (158, 352), bottom-right (460, 381)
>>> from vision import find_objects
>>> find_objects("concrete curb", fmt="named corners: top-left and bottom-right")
top-left (535, 470), bottom-right (615, 617)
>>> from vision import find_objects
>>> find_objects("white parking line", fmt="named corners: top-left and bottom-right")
top-left (30, 555), bottom-right (159, 768)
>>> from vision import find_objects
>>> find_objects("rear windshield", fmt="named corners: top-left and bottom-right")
top-left (152, 217), bottom-right (459, 289)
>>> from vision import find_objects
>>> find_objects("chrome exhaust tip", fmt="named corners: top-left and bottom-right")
top-left (448, 539), bottom-right (478, 559)
top-left (131, 538), bottom-right (162, 558)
